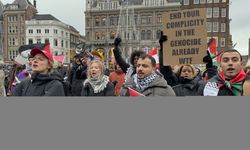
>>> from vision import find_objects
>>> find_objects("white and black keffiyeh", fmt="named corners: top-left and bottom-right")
top-left (84, 74), bottom-right (109, 93)
top-left (134, 73), bottom-right (158, 91)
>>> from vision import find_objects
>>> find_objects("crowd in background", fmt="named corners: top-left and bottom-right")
top-left (1, 35), bottom-right (250, 97)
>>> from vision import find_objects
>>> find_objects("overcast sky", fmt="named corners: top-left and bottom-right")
top-left (2, 0), bottom-right (250, 55)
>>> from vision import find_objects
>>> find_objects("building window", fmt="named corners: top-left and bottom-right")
top-left (213, 7), bottom-right (219, 18)
top-left (45, 38), bottom-right (50, 44)
top-left (134, 15), bottom-right (138, 25)
top-left (28, 39), bottom-right (33, 44)
top-left (200, 0), bottom-right (206, 4)
top-left (101, 32), bottom-right (106, 40)
top-left (221, 8), bottom-right (226, 17)
top-left (95, 17), bottom-right (100, 26)
top-left (146, 30), bottom-right (152, 40)
top-left (95, 32), bottom-right (101, 40)
top-left (37, 29), bottom-right (41, 34)
top-left (28, 29), bottom-right (33, 34)
top-left (101, 17), bottom-right (106, 26)
top-left (54, 29), bottom-right (58, 34)
top-left (193, 0), bottom-right (199, 4)
top-left (207, 8), bottom-right (212, 18)
top-left (61, 40), bottom-right (64, 47)
top-left (110, 31), bottom-right (116, 39)
top-left (156, 30), bottom-right (161, 39)
top-left (207, 22), bottom-right (212, 32)
top-left (213, 22), bottom-right (219, 32)
top-left (213, 0), bottom-right (219, 3)
top-left (156, 14), bottom-right (162, 24)
top-left (141, 15), bottom-right (147, 24)
top-left (110, 16), bottom-right (118, 26)
top-left (37, 39), bottom-right (41, 44)
top-left (54, 39), bottom-right (58, 46)
top-left (8, 26), bottom-right (12, 33)
top-left (221, 23), bottom-right (226, 32)
top-left (207, 0), bottom-right (212, 3)
top-left (221, 38), bottom-right (226, 47)
top-left (148, 15), bottom-right (152, 24)
top-left (141, 30), bottom-right (146, 40)
top-left (45, 29), bottom-right (49, 34)
top-left (183, 0), bottom-right (190, 5)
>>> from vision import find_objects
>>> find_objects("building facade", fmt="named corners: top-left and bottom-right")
top-left (2, 0), bottom-right (37, 63)
top-left (85, 0), bottom-right (232, 63)
top-left (26, 14), bottom-right (79, 63)
top-left (180, 0), bottom-right (232, 53)
top-left (85, 0), bottom-right (181, 62)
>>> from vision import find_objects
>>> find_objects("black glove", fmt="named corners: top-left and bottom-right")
top-left (159, 31), bottom-right (167, 45)
top-left (114, 37), bottom-right (122, 47)
top-left (203, 51), bottom-right (213, 67)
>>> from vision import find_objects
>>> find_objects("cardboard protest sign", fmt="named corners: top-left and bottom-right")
top-left (162, 8), bottom-right (207, 65)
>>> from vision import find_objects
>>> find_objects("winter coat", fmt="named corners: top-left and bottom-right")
top-left (120, 74), bottom-right (176, 96)
top-left (68, 63), bottom-right (85, 96)
top-left (56, 66), bottom-right (68, 79)
top-left (173, 77), bottom-right (203, 96)
top-left (81, 81), bottom-right (115, 96)
top-left (158, 44), bottom-right (179, 87)
top-left (197, 74), bottom-right (236, 96)
top-left (12, 72), bottom-right (65, 96)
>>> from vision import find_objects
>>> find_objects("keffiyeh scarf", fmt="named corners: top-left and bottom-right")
top-left (134, 73), bottom-right (158, 91)
top-left (84, 74), bottom-right (109, 93)
top-left (217, 69), bottom-right (246, 96)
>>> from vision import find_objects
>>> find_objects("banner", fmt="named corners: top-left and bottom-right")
top-left (162, 8), bottom-right (207, 65)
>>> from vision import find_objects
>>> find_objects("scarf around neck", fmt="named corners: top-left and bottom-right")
top-left (134, 73), bottom-right (158, 91)
top-left (217, 69), bottom-right (246, 96)
top-left (84, 74), bottom-right (109, 94)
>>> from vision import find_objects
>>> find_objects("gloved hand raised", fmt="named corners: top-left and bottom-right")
top-left (159, 31), bottom-right (167, 45)
top-left (203, 51), bottom-right (213, 67)
top-left (114, 37), bottom-right (122, 47)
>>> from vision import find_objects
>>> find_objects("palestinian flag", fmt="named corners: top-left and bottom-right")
top-left (128, 87), bottom-right (145, 97)
top-left (207, 38), bottom-right (220, 66)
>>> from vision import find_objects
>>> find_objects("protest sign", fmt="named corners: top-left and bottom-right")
top-left (162, 8), bottom-right (207, 65)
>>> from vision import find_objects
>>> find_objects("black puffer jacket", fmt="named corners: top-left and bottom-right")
top-left (173, 77), bottom-right (203, 96)
top-left (13, 71), bottom-right (65, 96)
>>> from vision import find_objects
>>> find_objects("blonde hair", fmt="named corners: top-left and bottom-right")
top-left (177, 64), bottom-right (197, 77)
top-left (87, 60), bottom-right (105, 78)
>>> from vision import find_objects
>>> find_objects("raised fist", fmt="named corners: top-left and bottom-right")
top-left (159, 35), bottom-right (167, 45)
top-left (114, 37), bottom-right (122, 47)
top-left (203, 51), bottom-right (213, 67)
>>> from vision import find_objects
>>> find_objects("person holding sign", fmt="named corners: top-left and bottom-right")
top-left (158, 33), bottom-right (179, 87)
top-left (120, 54), bottom-right (175, 96)
top-left (198, 49), bottom-right (246, 96)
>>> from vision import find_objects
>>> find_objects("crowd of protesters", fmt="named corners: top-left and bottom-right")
top-left (1, 34), bottom-right (250, 97)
